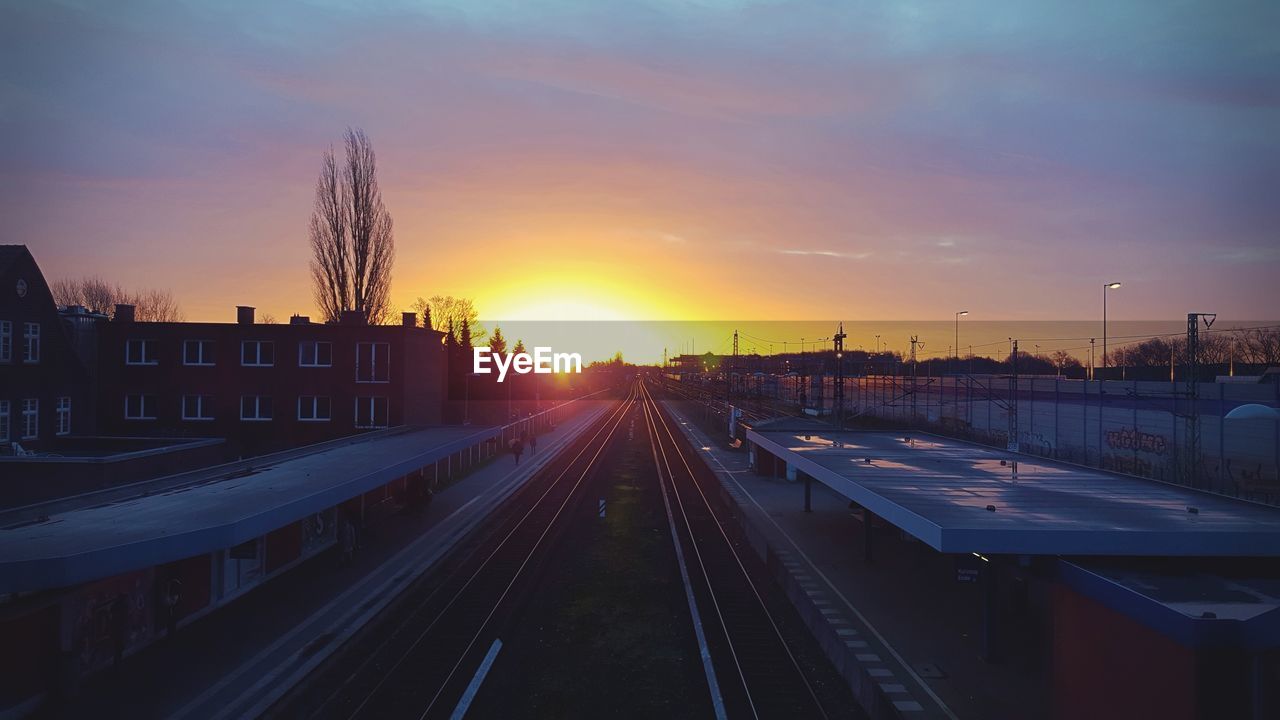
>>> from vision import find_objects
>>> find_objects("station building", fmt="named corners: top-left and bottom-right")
top-left (744, 418), bottom-right (1280, 719)
top-left (0, 244), bottom-right (578, 714)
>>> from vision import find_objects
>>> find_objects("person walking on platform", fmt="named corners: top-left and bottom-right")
top-left (511, 437), bottom-right (524, 465)
top-left (529, 433), bottom-right (538, 455)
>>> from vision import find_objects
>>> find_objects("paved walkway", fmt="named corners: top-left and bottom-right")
top-left (31, 402), bottom-right (610, 720)
top-left (665, 403), bottom-right (1049, 720)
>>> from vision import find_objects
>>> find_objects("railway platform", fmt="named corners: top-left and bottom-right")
top-left (664, 400), bottom-right (1280, 720)
top-left (5, 402), bottom-right (609, 720)
top-left (664, 401), bottom-right (1015, 720)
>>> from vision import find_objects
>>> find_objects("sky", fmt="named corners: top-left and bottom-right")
top-left (3, 0), bottom-right (1279, 326)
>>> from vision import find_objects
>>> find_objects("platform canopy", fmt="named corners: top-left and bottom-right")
top-left (748, 423), bottom-right (1280, 557)
top-left (0, 425), bottom-right (496, 593)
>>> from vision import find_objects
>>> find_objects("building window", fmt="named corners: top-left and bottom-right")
top-left (183, 340), bottom-right (215, 366)
top-left (21, 399), bottom-right (39, 439)
top-left (56, 397), bottom-right (71, 436)
top-left (354, 396), bottom-right (389, 429)
top-left (298, 340), bottom-right (333, 367)
top-left (298, 396), bottom-right (332, 421)
top-left (182, 395), bottom-right (214, 421)
top-left (0, 400), bottom-right (9, 442)
top-left (241, 340), bottom-right (275, 367)
top-left (241, 395), bottom-right (272, 421)
top-left (124, 394), bottom-right (157, 420)
top-left (23, 323), bottom-right (40, 364)
top-left (0, 320), bottom-right (11, 363)
top-left (356, 342), bottom-right (390, 383)
top-left (126, 339), bottom-right (159, 365)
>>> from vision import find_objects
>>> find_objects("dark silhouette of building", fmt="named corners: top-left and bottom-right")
top-left (0, 245), bottom-right (93, 452)
top-left (95, 306), bottom-right (445, 457)
top-left (1, 245), bottom-right (447, 461)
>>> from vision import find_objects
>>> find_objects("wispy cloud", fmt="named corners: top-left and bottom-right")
top-left (779, 249), bottom-right (873, 260)
top-left (1211, 246), bottom-right (1280, 264)
top-left (3, 0), bottom-right (1277, 319)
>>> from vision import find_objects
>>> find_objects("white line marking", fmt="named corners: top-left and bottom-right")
top-left (449, 638), bottom-right (503, 720)
top-left (647, 413), bottom-right (729, 720)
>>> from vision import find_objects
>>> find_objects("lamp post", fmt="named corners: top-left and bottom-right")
top-left (954, 311), bottom-right (968, 375)
top-left (1102, 282), bottom-right (1122, 377)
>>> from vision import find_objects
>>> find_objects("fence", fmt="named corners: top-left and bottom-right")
top-left (740, 374), bottom-right (1280, 505)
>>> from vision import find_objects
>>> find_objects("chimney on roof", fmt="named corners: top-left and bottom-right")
top-left (402, 312), bottom-right (417, 328)
top-left (340, 310), bottom-right (367, 326)
top-left (114, 304), bottom-right (135, 323)
top-left (237, 306), bottom-right (255, 325)
top-left (290, 314), bottom-right (311, 325)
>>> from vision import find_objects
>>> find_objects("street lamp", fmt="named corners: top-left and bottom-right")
top-left (954, 311), bottom-right (969, 375)
top-left (1102, 282), bottom-right (1122, 377)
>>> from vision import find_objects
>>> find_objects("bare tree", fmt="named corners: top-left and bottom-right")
top-left (412, 295), bottom-right (485, 343)
top-left (309, 128), bottom-right (396, 324)
top-left (52, 276), bottom-right (184, 321)
top-left (1235, 328), bottom-right (1280, 365)
top-left (1049, 349), bottom-right (1082, 371)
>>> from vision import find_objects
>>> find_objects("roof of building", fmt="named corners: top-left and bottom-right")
top-left (1058, 559), bottom-right (1280, 650)
top-left (748, 426), bottom-right (1280, 557)
top-left (0, 244), bottom-right (29, 275)
top-left (0, 424), bottom-right (498, 593)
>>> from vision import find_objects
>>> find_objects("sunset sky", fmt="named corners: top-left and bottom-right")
top-left (3, 0), bottom-right (1278, 327)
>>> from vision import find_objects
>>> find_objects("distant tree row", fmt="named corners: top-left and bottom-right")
top-left (1110, 328), bottom-right (1280, 368)
top-left (51, 276), bottom-right (184, 322)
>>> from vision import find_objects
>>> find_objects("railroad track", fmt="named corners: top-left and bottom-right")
top-left (639, 380), bottom-right (832, 720)
top-left (274, 378), bottom-right (852, 720)
top-left (271, 384), bottom-right (638, 720)
top-left (658, 375), bottom-right (796, 424)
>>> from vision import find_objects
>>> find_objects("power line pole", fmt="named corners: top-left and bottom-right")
top-left (909, 335), bottom-right (923, 421)
top-left (1008, 339), bottom-right (1019, 452)
top-left (799, 337), bottom-right (807, 409)
top-left (728, 329), bottom-right (738, 410)
top-left (1184, 312), bottom-right (1216, 488)
top-left (834, 322), bottom-right (846, 430)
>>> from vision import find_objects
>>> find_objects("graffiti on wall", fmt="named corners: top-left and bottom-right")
top-left (70, 569), bottom-right (154, 673)
top-left (1101, 454), bottom-right (1163, 479)
top-left (1105, 428), bottom-right (1168, 455)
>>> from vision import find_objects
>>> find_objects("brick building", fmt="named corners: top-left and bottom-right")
top-left (1, 244), bottom-right (448, 462)
top-left (95, 306), bottom-right (447, 457)
top-left (0, 245), bottom-right (93, 452)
